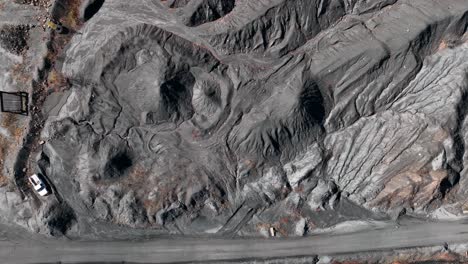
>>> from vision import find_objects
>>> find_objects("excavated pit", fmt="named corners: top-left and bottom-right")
top-left (103, 151), bottom-right (133, 180)
top-left (156, 71), bottom-right (195, 124)
top-left (83, 0), bottom-right (105, 21)
top-left (186, 0), bottom-right (236, 27)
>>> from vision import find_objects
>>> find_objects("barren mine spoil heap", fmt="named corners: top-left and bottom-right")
top-left (1, 0), bottom-right (468, 240)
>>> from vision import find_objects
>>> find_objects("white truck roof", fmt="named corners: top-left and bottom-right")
top-left (28, 174), bottom-right (49, 196)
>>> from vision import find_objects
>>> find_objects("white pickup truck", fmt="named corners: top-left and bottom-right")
top-left (28, 174), bottom-right (49, 196)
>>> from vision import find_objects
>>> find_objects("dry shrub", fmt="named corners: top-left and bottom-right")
top-left (47, 69), bottom-right (68, 91)
top-left (12, 126), bottom-right (23, 143)
top-left (120, 164), bottom-right (148, 190)
top-left (120, 164), bottom-right (187, 218)
top-left (13, 0), bottom-right (51, 7)
top-left (1, 111), bottom-right (17, 127)
top-left (142, 199), bottom-right (160, 218)
top-left (61, 0), bottom-right (84, 29)
top-left (279, 216), bottom-right (290, 224)
top-left (11, 62), bottom-right (31, 86)
top-left (293, 184), bottom-right (304, 193)
top-left (1, 114), bottom-right (23, 143)
top-left (120, 164), bottom-right (162, 215)
top-left (462, 201), bottom-right (468, 213)
top-left (438, 40), bottom-right (448, 51)
top-left (390, 252), bottom-right (460, 264)
top-left (0, 174), bottom-right (8, 187)
top-left (0, 111), bottom-right (30, 187)
top-left (256, 222), bottom-right (270, 231)
top-left (143, 181), bottom-right (179, 217)
top-left (0, 135), bottom-right (8, 187)
top-left (430, 252), bottom-right (459, 262)
top-left (0, 137), bottom-right (12, 188)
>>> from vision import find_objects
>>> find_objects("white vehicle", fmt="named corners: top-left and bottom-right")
top-left (28, 174), bottom-right (49, 196)
top-left (269, 227), bottom-right (276, 237)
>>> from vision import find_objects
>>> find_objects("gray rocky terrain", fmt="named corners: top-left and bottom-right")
top-left (42, 0), bottom-right (468, 237)
top-left (1, 0), bottom-right (468, 262)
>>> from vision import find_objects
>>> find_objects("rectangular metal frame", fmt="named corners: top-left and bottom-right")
top-left (0, 91), bottom-right (28, 115)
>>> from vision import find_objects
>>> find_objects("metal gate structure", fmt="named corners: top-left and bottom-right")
top-left (0, 91), bottom-right (28, 115)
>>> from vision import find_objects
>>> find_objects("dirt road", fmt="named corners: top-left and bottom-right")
top-left (2, 218), bottom-right (468, 263)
